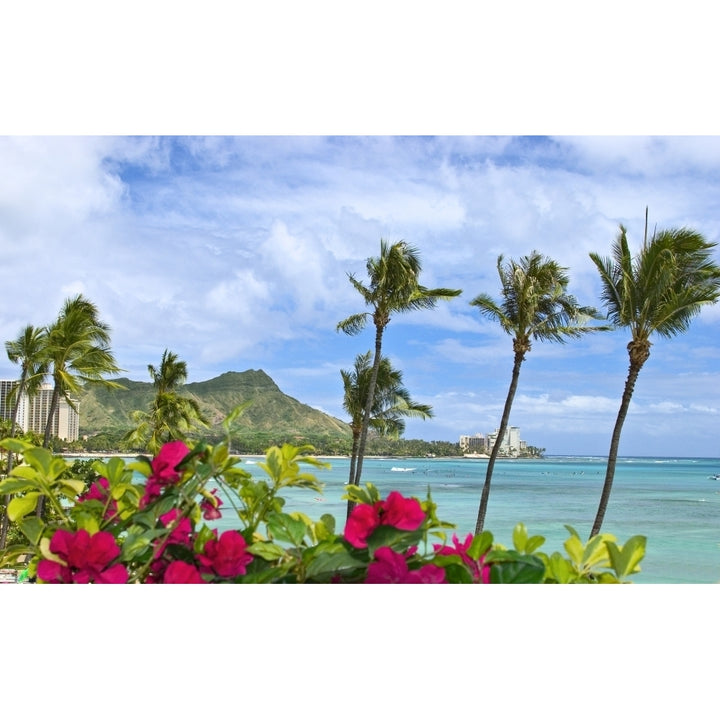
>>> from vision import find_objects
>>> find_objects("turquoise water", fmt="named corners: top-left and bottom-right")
top-left (213, 454), bottom-right (720, 584)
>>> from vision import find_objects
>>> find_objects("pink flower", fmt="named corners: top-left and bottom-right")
top-left (200, 488), bottom-right (223, 520)
top-left (434, 533), bottom-right (491, 583)
top-left (37, 528), bottom-right (128, 584)
top-left (78, 477), bottom-right (119, 521)
top-left (198, 530), bottom-right (253, 578)
top-left (365, 546), bottom-right (446, 584)
top-left (163, 560), bottom-right (206, 584)
top-left (140, 440), bottom-right (190, 507)
top-left (344, 491), bottom-right (426, 549)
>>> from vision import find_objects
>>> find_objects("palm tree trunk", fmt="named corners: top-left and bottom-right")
top-left (345, 326), bottom-right (384, 521)
top-left (36, 383), bottom-right (61, 518)
top-left (352, 326), bottom-right (384, 488)
top-left (589, 360), bottom-right (644, 538)
top-left (475, 349), bottom-right (524, 534)
top-left (345, 430), bottom-right (361, 521)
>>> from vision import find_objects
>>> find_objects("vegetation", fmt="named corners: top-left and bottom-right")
top-left (0, 435), bottom-right (646, 583)
top-left (341, 351), bottom-right (433, 510)
top-left (0, 325), bottom-right (49, 547)
top-left (589, 212), bottom-right (720, 537)
top-left (337, 239), bottom-right (461, 497)
top-left (124, 349), bottom-right (209, 453)
top-left (470, 251), bottom-right (606, 534)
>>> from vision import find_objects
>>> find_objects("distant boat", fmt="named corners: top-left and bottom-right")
top-left (391, 467), bottom-right (415, 472)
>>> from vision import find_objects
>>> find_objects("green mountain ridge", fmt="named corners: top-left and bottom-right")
top-left (77, 369), bottom-right (352, 441)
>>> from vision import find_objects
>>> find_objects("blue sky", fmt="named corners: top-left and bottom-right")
top-left (1, 135), bottom-right (719, 457)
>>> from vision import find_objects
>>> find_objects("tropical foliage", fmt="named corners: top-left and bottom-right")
top-left (41, 294), bottom-right (123, 448)
top-left (470, 251), bottom-right (605, 533)
top-left (589, 214), bottom-right (720, 536)
top-left (124, 349), bottom-right (209, 453)
top-left (337, 239), bottom-right (461, 492)
top-left (0, 432), bottom-right (646, 584)
top-left (341, 351), bottom-right (433, 505)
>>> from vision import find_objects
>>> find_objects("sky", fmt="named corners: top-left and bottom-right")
top-left (1, 134), bottom-right (719, 457)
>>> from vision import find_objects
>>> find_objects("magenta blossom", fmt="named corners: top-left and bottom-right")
top-left (365, 546), bottom-right (446, 584)
top-left (344, 491), bottom-right (426, 549)
top-left (163, 560), bottom-right (206, 584)
top-left (200, 488), bottom-right (223, 520)
top-left (78, 477), bottom-right (119, 521)
top-left (198, 530), bottom-right (253, 578)
top-left (434, 533), bottom-right (490, 583)
top-left (140, 440), bottom-right (191, 507)
top-left (37, 528), bottom-right (128, 584)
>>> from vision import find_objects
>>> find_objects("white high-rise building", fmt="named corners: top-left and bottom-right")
top-left (0, 380), bottom-right (79, 442)
top-left (485, 426), bottom-right (521, 456)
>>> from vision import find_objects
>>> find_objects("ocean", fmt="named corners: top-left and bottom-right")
top-left (212, 454), bottom-right (720, 584)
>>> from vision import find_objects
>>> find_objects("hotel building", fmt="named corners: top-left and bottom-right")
top-left (0, 380), bottom-right (79, 442)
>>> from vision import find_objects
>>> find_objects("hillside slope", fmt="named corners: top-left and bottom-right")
top-left (78, 369), bottom-right (351, 440)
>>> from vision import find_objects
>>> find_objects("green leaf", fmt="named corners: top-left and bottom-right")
top-left (266, 512), bottom-right (307, 547)
top-left (525, 535), bottom-right (546, 554)
top-left (366, 525), bottom-right (424, 556)
top-left (467, 531), bottom-right (493, 560)
top-left (8, 493), bottom-right (40, 521)
top-left (489, 552), bottom-right (546, 584)
top-left (606, 536), bottom-right (646, 580)
top-left (0, 478), bottom-right (38, 494)
top-left (305, 551), bottom-right (367, 579)
top-left (512, 523), bottom-right (529, 552)
top-left (17, 516), bottom-right (45, 545)
top-left (247, 541), bottom-right (287, 561)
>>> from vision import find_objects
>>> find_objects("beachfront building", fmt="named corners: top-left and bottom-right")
top-left (0, 380), bottom-right (79, 441)
top-left (459, 433), bottom-right (486, 453)
top-left (485, 426), bottom-right (523, 456)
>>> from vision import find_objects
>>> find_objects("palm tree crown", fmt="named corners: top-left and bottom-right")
top-left (337, 239), bottom-right (461, 492)
top-left (589, 216), bottom-right (720, 536)
top-left (126, 349), bottom-right (208, 453)
top-left (341, 351), bottom-right (433, 493)
top-left (471, 251), bottom-right (605, 534)
top-left (42, 294), bottom-right (123, 448)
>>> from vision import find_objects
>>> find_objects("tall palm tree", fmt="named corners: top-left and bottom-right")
top-left (41, 295), bottom-right (123, 450)
top-left (341, 351), bottom-right (433, 518)
top-left (589, 213), bottom-right (720, 537)
top-left (471, 251), bottom-right (605, 534)
top-left (125, 349), bottom-right (208, 453)
top-left (337, 239), bottom-right (461, 489)
top-left (1, 325), bottom-right (49, 548)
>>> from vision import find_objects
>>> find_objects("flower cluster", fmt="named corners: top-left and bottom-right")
top-left (140, 440), bottom-right (191, 508)
top-left (434, 533), bottom-right (490, 583)
top-left (37, 529), bottom-right (128, 584)
top-left (5, 438), bottom-right (642, 585)
top-left (344, 491), bottom-right (426, 548)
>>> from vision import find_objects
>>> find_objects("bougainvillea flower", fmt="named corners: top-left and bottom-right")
top-left (344, 491), bottom-right (426, 549)
top-left (200, 488), bottom-right (223, 520)
top-left (151, 440), bottom-right (191, 483)
top-left (163, 560), bottom-right (206, 584)
top-left (434, 533), bottom-right (491, 583)
top-left (140, 440), bottom-right (191, 508)
top-left (152, 508), bottom-right (194, 559)
top-left (77, 477), bottom-right (119, 521)
top-left (37, 528), bottom-right (128, 584)
top-left (198, 530), bottom-right (253, 578)
top-left (365, 546), bottom-right (446, 584)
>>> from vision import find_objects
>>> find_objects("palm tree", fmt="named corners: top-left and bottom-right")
top-left (341, 351), bottom-right (433, 517)
top-left (41, 295), bottom-right (123, 450)
top-left (471, 251), bottom-right (605, 534)
top-left (337, 239), bottom-right (461, 489)
top-left (589, 212), bottom-right (720, 537)
top-left (0, 325), bottom-right (49, 548)
top-left (125, 349), bottom-right (208, 453)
